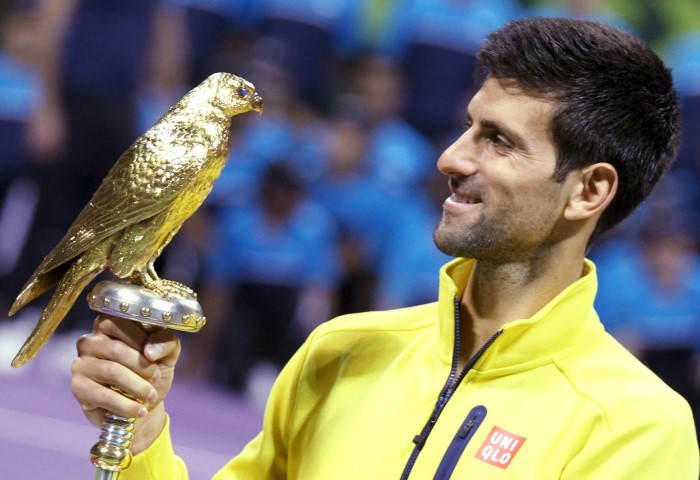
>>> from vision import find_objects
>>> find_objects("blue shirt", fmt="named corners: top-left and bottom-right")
top-left (593, 239), bottom-right (700, 350)
top-left (0, 51), bottom-right (38, 176)
top-left (366, 119), bottom-right (435, 196)
top-left (383, 0), bottom-right (523, 59)
top-left (310, 173), bottom-right (397, 264)
top-left (205, 201), bottom-right (342, 289)
top-left (376, 195), bottom-right (452, 308)
top-left (0, 52), bottom-right (39, 122)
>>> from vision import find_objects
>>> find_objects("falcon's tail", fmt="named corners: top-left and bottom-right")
top-left (9, 268), bottom-right (64, 317)
top-left (11, 250), bottom-right (107, 367)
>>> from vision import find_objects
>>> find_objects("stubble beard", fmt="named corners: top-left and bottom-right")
top-left (433, 206), bottom-right (557, 264)
top-left (434, 211), bottom-right (513, 261)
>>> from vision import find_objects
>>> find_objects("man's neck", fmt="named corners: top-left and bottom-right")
top-left (457, 251), bottom-right (585, 366)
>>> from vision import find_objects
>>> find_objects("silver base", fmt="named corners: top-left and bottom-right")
top-left (87, 280), bottom-right (206, 331)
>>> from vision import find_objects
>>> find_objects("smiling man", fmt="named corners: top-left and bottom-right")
top-left (71, 17), bottom-right (698, 479)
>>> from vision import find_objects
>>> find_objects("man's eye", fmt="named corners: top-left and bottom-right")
top-left (490, 134), bottom-right (505, 145)
top-left (488, 134), bottom-right (510, 150)
top-left (462, 120), bottom-right (473, 130)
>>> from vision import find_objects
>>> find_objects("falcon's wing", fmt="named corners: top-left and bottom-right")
top-left (34, 121), bottom-right (222, 276)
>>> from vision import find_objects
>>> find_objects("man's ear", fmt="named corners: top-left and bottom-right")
top-left (564, 163), bottom-right (618, 221)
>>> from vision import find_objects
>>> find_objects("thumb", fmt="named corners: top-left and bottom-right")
top-left (144, 329), bottom-right (180, 365)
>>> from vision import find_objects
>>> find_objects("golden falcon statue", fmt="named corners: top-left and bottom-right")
top-left (9, 72), bottom-right (263, 367)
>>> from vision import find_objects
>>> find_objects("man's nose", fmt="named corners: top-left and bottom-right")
top-left (437, 131), bottom-right (480, 176)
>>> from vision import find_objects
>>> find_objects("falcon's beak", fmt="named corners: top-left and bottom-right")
top-left (252, 94), bottom-right (264, 114)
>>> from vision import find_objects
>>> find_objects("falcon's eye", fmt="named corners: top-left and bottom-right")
top-left (237, 87), bottom-right (249, 97)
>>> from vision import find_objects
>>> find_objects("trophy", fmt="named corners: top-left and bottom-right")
top-left (8, 72), bottom-right (263, 479)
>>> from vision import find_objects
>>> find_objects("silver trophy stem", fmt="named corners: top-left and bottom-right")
top-left (86, 280), bottom-right (206, 479)
top-left (90, 412), bottom-right (135, 479)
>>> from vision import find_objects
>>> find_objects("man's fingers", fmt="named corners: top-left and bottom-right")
top-left (71, 367), bottom-right (150, 423)
top-left (71, 356), bottom-right (158, 408)
top-left (91, 316), bottom-right (181, 368)
top-left (93, 315), bottom-right (148, 351)
top-left (76, 331), bottom-right (158, 381)
top-left (72, 314), bottom-right (175, 454)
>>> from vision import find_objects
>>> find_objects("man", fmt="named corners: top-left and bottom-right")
top-left (71, 17), bottom-right (699, 478)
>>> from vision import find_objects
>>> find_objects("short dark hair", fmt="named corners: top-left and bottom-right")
top-left (477, 17), bottom-right (681, 243)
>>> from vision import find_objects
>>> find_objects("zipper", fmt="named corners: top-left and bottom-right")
top-left (432, 405), bottom-right (487, 479)
top-left (399, 297), bottom-right (502, 480)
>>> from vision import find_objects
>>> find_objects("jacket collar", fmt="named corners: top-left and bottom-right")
top-left (436, 257), bottom-right (604, 372)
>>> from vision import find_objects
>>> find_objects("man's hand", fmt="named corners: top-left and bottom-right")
top-left (71, 315), bottom-right (181, 454)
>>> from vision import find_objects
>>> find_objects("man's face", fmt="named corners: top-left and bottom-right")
top-left (434, 77), bottom-right (573, 262)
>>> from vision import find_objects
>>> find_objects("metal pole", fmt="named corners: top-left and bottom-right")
top-left (91, 412), bottom-right (134, 479)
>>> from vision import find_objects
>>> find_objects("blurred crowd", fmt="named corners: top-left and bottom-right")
top-left (0, 0), bottom-right (699, 424)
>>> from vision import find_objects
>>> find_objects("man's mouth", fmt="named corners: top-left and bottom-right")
top-left (449, 193), bottom-right (481, 204)
top-left (446, 177), bottom-right (483, 206)
top-left (443, 192), bottom-right (483, 211)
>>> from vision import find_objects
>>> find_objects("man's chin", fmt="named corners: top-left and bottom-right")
top-left (433, 232), bottom-right (474, 258)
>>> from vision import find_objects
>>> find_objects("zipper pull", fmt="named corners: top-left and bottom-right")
top-left (458, 419), bottom-right (474, 439)
top-left (412, 434), bottom-right (427, 449)
top-left (413, 392), bottom-right (452, 450)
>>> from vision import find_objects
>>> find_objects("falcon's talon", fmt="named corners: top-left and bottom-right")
top-left (141, 277), bottom-right (196, 301)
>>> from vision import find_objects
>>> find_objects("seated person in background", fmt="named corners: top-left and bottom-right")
top-left (184, 162), bottom-right (341, 395)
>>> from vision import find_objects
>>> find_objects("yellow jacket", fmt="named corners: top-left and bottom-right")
top-left (127, 258), bottom-right (699, 479)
